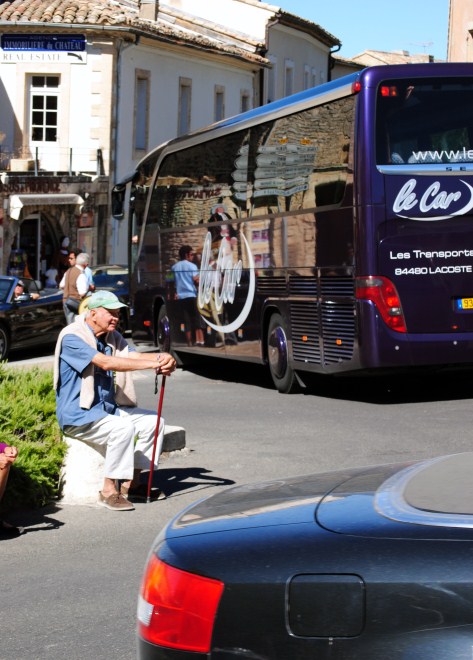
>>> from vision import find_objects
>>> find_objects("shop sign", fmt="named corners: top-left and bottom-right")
top-left (0, 33), bottom-right (87, 64)
top-left (0, 179), bottom-right (61, 194)
top-left (78, 211), bottom-right (93, 228)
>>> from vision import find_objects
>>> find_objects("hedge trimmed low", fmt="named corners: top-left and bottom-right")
top-left (0, 364), bottom-right (66, 512)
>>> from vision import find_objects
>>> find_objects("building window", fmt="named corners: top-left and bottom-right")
top-left (178, 77), bottom-right (192, 136)
top-left (134, 70), bottom-right (150, 152)
top-left (240, 89), bottom-right (250, 113)
top-left (311, 68), bottom-right (317, 87)
top-left (267, 56), bottom-right (277, 103)
top-left (284, 59), bottom-right (294, 97)
top-left (30, 75), bottom-right (59, 142)
top-left (304, 65), bottom-right (310, 90)
top-left (215, 85), bottom-right (225, 122)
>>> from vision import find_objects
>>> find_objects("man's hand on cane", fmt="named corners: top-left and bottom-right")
top-left (155, 352), bottom-right (176, 376)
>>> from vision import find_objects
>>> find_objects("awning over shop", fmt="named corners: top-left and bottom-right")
top-left (9, 193), bottom-right (85, 220)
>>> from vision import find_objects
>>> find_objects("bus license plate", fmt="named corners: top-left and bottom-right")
top-left (457, 298), bottom-right (473, 310)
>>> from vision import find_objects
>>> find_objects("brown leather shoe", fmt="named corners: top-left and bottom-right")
top-left (97, 491), bottom-right (135, 511)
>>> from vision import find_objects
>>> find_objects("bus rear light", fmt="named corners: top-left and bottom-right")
top-left (380, 85), bottom-right (398, 97)
top-left (137, 555), bottom-right (224, 653)
top-left (143, 320), bottom-right (151, 327)
top-left (352, 80), bottom-right (362, 93)
top-left (356, 276), bottom-right (407, 333)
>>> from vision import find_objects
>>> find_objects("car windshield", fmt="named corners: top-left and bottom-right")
top-left (93, 267), bottom-right (128, 287)
top-left (17, 278), bottom-right (39, 295)
top-left (0, 278), bottom-right (12, 302)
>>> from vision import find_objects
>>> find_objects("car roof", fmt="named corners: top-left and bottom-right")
top-left (92, 264), bottom-right (127, 272)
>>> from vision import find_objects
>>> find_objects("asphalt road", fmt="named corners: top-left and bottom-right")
top-left (3, 352), bottom-right (473, 659)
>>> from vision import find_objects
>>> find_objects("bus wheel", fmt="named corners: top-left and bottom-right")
top-left (156, 305), bottom-right (171, 353)
top-left (267, 313), bottom-right (298, 393)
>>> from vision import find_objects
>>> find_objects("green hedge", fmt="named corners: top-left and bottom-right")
top-left (0, 365), bottom-right (66, 512)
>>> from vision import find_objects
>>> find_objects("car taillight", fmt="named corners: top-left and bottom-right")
top-left (137, 555), bottom-right (224, 653)
top-left (356, 276), bottom-right (407, 333)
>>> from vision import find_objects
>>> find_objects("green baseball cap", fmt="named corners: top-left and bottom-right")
top-left (87, 290), bottom-right (127, 310)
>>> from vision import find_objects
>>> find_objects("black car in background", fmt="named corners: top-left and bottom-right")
top-left (91, 264), bottom-right (129, 303)
top-left (138, 453), bottom-right (473, 659)
top-left (0, 275), bottom-right (65, 359)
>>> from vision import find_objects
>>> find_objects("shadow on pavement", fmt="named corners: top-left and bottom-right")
top-left (145, 466), bottom-right (235, 499)
top-left (182, 356), bottom-right (473, 405)
top-left (3, 503), bottom-right (65, 538)
top-left (302, 369), bottom-right (473, 405)
top-left (181, 354), bottom-right (274, 390)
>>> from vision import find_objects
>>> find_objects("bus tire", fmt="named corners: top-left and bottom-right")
top-left (266, 313), bottom-right (299, 394)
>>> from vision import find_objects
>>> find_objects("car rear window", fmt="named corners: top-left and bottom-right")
top-left (375, 453), bottom-right (473, 527)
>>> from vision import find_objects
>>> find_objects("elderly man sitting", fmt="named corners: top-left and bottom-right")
top-left (54, 290), bottom-right (176, 511)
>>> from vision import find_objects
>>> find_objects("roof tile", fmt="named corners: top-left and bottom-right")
top-left (0, 0), bottom-right (268, 65)
top-left (0, 0), bottom-right (138, 25)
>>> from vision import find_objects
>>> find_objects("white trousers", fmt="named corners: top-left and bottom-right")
top-left (65, 407), bottom-right (165, 480)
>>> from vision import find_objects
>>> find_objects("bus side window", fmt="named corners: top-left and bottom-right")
top-left (151, 146), bottom-right (207, 228)
top-left (203, 131), bottom-right (251, 221)
top-left (310, 97), bottom-right (354, 208)
top-left (150, 129), bottom-right (251, 232)
top-left (128, 153), bottom-right (160, 275)
top-left (247, 95), bottom-right (354, 215)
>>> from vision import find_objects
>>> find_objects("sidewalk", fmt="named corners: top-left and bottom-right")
top-left (1, 467), bottom-right (202, 660)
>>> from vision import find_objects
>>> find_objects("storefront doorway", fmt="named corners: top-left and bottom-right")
top-left (9, 213), bottom-right (59, 284)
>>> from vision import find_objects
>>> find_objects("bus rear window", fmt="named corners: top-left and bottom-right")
top-left (376, 77), bottom-right (473, 166)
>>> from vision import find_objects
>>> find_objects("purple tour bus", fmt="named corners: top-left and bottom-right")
top-left (119, 63), bottom-right (473, 392)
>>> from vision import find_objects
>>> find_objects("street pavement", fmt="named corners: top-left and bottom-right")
top-left (4, 353), bottom-right (473, 659)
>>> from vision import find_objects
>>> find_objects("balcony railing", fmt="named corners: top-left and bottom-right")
top-left (0, 146), bottom-right (107, 176)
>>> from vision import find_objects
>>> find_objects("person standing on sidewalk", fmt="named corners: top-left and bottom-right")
top-left (59, 251), bottom-right (89, 324)
top-left (53, 290), bottom-right (176, 511)
top-left (171, 244), bottom-right (205, 346)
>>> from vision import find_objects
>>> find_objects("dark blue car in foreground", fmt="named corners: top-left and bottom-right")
top-left (138, 452), bottom-right (473, 659)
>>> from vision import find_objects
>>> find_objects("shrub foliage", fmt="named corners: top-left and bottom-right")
top-left (0, 365), bottom-right (66, 511)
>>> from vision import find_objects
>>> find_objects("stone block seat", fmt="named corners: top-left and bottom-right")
top-left (60, 425), bottom-right (186, 505)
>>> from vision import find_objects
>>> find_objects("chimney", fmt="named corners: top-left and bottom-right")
top-left (140, 0), bottom-right (159, 21)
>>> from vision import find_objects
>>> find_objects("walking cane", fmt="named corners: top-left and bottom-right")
top-left (147, 369), bottom-right (167, 503)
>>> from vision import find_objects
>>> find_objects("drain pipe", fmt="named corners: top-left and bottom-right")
top-left (327, 44), bottom-right (341, 82)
